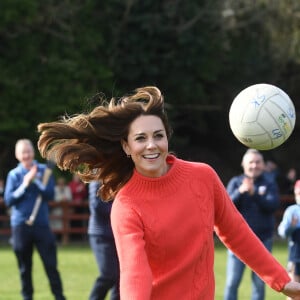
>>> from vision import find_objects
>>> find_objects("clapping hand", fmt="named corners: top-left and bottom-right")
top-left (292, 216), bottom-right (299, 228)
top-left (23, 165), bottom-right (37, 187)
top-left (239, 177), bottom-right (255, 195)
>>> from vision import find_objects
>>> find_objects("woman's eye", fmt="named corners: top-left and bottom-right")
top-left (135, 136), bottom-right (145, 141)
top-left (154, 134), bottom-right (164, 139)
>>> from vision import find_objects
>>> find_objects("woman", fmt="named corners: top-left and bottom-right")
top-left (37, 86), bottom-right (300, 299)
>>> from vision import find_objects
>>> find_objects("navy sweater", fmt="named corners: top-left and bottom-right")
top-left (227, 173), bottom-right (279, 240)
top-left (88, 181), bottom-right (114, 239)
top-left (4, 161), bottom-right (55, 227)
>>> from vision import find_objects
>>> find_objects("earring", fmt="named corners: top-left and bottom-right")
top-left (127, 154), bottom-right (131, 158)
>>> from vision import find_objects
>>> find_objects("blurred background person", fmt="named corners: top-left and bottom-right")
top-left (279, 168), bottom-right (298, 196)
top-left (224, 148), bottom-right (280, 300)
top-left (69, 173), bottom-right (88, 236)
top-left (69, 173), bottom-right (88, 204)
top-left (0, 177), bottom-right (6, 218)
top-left (51, 176), bottom-right (72, 231)
top-left (278, 180), bottom-right (300, 300)
top-left (4, 139), bottom-right (65, 300)
top-left (0, 177), bottom-right (4, 199)
top-left (264, 159), bottom-right (280, 184)
top-left (0, 177), bottom-right (9, 240)
top-left (88, 180), bottom-right (120, 300)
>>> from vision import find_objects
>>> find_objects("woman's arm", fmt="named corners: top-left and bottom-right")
top-left (111, 198), bottom-right (153, 300)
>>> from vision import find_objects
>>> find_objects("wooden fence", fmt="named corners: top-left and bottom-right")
top-left (0, 201), bottom-right (90, 245)
top-left (0, 195), bottom-right (296, 245)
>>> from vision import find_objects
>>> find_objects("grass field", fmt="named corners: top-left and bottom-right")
top-left (214, 239), bottom-right (288, 299)
top-left (0, 239), bottom-right (289, 299)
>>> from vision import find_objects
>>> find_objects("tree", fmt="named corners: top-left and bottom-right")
top-left (0, 0), bottom-right (300, 182)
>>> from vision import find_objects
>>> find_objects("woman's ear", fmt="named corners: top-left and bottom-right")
top-left (121, 139), bottom-right (130, 156)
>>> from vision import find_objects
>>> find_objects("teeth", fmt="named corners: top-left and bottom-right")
top-left (143, 154), bottom-right (159, 159)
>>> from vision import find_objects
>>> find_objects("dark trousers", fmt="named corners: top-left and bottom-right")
top-left (89, 235), bottom-right (120, 300)
top-left (12, 224), bottom-right (66, 300)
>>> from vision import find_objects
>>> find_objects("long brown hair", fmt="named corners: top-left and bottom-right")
top-left (37, 86), bottom-right (172, 201)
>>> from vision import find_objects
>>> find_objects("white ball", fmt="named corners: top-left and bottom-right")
top-left (229, 83), bottom-right (296, 150)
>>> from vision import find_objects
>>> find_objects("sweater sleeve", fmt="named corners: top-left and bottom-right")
top-left (111, 197), bottom-right (153, 300)
top-left (212, 170), bottom-right (290, 292)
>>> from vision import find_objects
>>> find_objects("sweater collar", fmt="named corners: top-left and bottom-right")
top-left (122, 155), bottom-right (190, 197)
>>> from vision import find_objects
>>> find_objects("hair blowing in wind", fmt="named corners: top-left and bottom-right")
top-left (37, 86), bottom-right (172, 201)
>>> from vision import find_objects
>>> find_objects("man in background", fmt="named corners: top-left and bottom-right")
top-left (4, 139), bottom-right (65, 300)
top-left (88, 180), bottom-right (119, 300)
top-left (224, 148), bottom-right (280, 300)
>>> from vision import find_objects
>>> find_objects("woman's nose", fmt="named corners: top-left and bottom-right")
top-left (146, 139), bottom-right (156, 149)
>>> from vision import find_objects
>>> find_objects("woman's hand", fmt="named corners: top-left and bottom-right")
top-left (282, 281), bottom-right (300, 299)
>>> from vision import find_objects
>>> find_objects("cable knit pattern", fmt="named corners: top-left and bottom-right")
top-left (111, 155), bottom-right (290, 300)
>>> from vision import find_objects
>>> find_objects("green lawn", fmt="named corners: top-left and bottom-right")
top-left (0, 242), bottom-right (100, 300)
top-left (214, 239), bottom-right (288, 299)
top-left (0, 239), bottom-right (289, 299)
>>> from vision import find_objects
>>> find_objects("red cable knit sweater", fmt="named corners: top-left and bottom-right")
top-left (111, 155), bottom-right (290, 299)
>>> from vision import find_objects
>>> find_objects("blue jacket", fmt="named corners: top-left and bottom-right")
top-left (278, 204), bottom-right (300, 238)
top-left (88, 181), bottom-right (114, 239)
top-left (278, 204), bottom-right (300, 262)
top-left (227, 173), bottom-right (279, 240)
top-left (4, 161), bottom-right (55, 227)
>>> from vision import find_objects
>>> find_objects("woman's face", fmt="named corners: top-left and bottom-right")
top-left (122, 115), bottom-right (169, 177)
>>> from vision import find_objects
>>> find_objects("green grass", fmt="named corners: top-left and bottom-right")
top-left (0, 239), bottom-right (289, 299)
top-left (0, 242), bottom-right (100, 300)
top-left (214, 239), bottom-right (288, 299)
